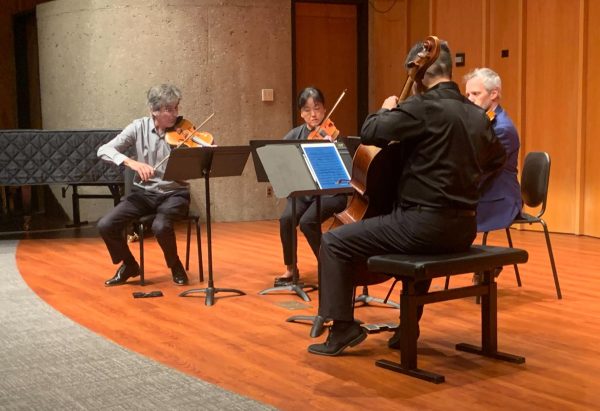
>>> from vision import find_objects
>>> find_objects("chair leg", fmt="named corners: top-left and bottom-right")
top-left (196, 217), bottom-right (203, 283)
top-left (504, 228), bottom-right (522, 287)
top-left (183, 217), bottom-right (204, 283)
top-left (185, 219), bottom-right (192, 271)
top-left (138, 223), bottom-right (145, 286)
top-left (539, 219), bottom-right (562, 299)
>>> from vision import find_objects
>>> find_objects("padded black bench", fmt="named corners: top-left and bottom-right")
top-left (367, 245), bottom-right (529, 383)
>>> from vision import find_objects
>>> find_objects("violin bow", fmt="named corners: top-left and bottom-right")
top-left (316, 89), bottom-right (346, 135)
top-left (310, 89), bottom-right (347, 140)
top-left (153, 112), bottom-right (215, 171)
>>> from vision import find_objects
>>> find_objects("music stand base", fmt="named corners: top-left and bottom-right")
top-left (286, 315), bottom-right (329, 337)
top-left (258, 283), bottom-right (318, 302)
top-left (354, 293), bottom-right (400, 309)
top-left (179, 287), bottom-right (246, 306)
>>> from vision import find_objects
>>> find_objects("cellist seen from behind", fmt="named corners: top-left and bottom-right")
top-left (307, 40), bottom-right (507, 356)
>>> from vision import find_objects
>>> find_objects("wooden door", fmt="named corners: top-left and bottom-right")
top-left (294, 1), bottom-right (364, 136)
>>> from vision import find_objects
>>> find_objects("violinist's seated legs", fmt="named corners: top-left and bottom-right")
top-left (276, 194), bottom-right (347, 285)
top-left (98, 187), bottom-right (190, 286)
top-left (277, 196), bottom-right (313, 283)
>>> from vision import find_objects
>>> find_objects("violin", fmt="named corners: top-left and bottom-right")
top-left (166, 117), bottom-right (214, 147)
top-left (307, 89), bottom-right (346, 141)
top-left (153, 113), bottom-right (215, 171)
top-left (308, 118), bottom-right (340, 141)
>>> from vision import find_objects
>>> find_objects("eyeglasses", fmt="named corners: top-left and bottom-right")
top-left (301, 104), bottom-right (323, 114)
top-left (160, 105), bottom-right (179, 114)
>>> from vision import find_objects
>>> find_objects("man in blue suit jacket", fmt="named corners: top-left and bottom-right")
top-left (465, 68), bottom-right (522, 233)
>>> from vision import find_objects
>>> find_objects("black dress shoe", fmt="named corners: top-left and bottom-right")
top-left (105, 262), bottom-right (140, 287)
top-left (171, 260), bottom-right (189, 285)
top-left (388, 324), bottom-right (420, 350)
top-left (273, 276), bottom-right (295, 287)
top-left (308, 321), bottom-right (367, 356)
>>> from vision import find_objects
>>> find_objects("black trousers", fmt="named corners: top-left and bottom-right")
top-left (318, 206), bottom-right (477, 321)
top-left (279, 194), bottom-right (348, 265)
top-left (97, 188), bottom-right (190, 268)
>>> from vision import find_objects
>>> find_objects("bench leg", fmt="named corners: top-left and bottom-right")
top-left (456, 271), bottom-right (525, 364)
top-left (376, 359), bottom-right (445, 384)
top-left (376, 280), bottom-right (445, 384)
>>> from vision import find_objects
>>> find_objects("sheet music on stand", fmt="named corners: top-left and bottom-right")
top-left (300, 143), bottom-right (351, 190)
top-left (255, 141), bottom-right (352, 304)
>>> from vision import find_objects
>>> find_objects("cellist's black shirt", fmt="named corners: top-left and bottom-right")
top-left (360, 81), bottom-right (506, 210)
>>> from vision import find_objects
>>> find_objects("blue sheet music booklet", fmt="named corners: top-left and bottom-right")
top-left (300, 143), bottom-right (351, 189)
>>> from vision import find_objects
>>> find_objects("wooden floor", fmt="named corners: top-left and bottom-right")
top-left (15, 221), bottom-right (600, 410)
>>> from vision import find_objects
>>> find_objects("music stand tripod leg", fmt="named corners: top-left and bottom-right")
top-left (355, 285), bottom-right (400, 309)
top-left (286, 314), bottom-right (328, 337)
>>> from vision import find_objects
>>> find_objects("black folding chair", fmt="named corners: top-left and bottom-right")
top-left (446, 152), bottom-right (562, 299)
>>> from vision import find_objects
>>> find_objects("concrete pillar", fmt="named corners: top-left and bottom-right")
top-left (37, 0), bottom-right (292, 222)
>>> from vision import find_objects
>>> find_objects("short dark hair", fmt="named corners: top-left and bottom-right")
top-left (405, 40), bottom-right (453, 80)
top-left (297, 87), bottom-right (325, 108)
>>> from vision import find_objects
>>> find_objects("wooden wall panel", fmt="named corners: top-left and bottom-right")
top-left (0, 0), bottom-right (48, 128)
top-left (295, 3), bottom-right (357, 135)
top-left (369, 0), bottom-right (408, 111)
top-left (407, 0), bottom-right (431, 45)
top-left (524, 0), bottom-right (579, 233)
top-left (0, 2), bottom-right (19, 128)
top-left (431, 0), bottom-right (485, 82)
top-left (583, 0), bottom-right (600, 237)
top-left (407, 0), bottom-right (428, 47)
top-left (488, 0), bottom-right (523, 133)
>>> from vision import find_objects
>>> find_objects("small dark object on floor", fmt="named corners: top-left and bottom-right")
top-left (132, 291), bottom-right (163, 298)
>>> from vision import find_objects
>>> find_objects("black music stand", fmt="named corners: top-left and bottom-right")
top-left (164, 146), bottom-right (251, 306)
top-left (250, 141), bottom-right (352, 306)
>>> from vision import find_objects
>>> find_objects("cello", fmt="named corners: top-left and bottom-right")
top-left (332, 36), bottom-right (441, 228)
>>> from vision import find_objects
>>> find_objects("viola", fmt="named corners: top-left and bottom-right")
top-left (307, 89), bottom-right (346, 141)
top-left (166, 117), bottom-right (214, 147)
